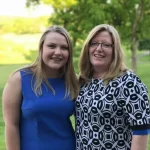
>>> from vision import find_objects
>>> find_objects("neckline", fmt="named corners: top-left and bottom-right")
top-left (48, 76), bottom-right (63, 80)
top-left (91, 77), bottom-right (103, 80)
top-left (91, 78), bottom-right (103, 84)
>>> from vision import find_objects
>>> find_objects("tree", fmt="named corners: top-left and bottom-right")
top-left (88, 0), bottom-right (150, 72)
top-left (26, 0), bottom-right (150, 72)
top-left (106, 0), bottom-right (150, 72)
top-left (139, 39), bottom-right (150, 56)
top-left (26, 0), bottom-right (107, 47)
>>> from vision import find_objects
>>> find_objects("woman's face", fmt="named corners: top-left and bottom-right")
top-left (89, 30), bottom-right (113, 74)
top-left (42, 32), bottom-right (69, 76)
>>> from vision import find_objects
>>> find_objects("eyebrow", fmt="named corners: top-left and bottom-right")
top-left (46, 42), bottom-right (68, 46)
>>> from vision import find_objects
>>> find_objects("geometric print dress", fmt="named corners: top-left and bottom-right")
top-left (75, 71), bottom-right (150, 150)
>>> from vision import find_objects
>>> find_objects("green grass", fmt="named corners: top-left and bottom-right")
top-left (1, 33), bottom-right (41, 50)
top-left (0, 34), bottom-right (40, 64)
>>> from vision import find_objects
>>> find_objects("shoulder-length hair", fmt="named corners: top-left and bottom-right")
top-left (79, 24), bottom-right (128, 84)
top-left (15, 25), bottom-right (79, 99)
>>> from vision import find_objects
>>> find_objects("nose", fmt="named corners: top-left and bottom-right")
top-left (96, 43), bottom-right (103, 51)
top-left (54, 47), bottom-right (62, 54)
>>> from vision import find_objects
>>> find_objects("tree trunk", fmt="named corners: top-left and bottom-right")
top-left (131, 0), bottom-right (145, 73)
top-left (131, 40), bottom-right (137, 73)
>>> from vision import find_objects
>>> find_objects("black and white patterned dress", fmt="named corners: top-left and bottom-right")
top-left (75, 71), bottom-right (150, 150)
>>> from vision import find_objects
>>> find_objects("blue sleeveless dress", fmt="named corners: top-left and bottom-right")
top-left (20, 70), bottom-right (75, 150)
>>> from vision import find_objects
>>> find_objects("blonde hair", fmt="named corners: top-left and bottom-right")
top-left (15, 25), bottom-right (79, 99)
top-left (79, 24), bottom-right (128, 84)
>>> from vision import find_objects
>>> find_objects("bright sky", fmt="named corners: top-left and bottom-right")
top-left (0, 0), bottom-right (53, 17)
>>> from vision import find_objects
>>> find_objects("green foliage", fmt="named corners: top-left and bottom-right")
top-left (26, 0), bottom-right (150, 61)
top-left (43, 0), bottom-right (77, 7)
top-left (26, 0), bottom-right (150, 42)
top-left (103, 0), bottom-right (150, 41)
top-left (26, 0), bottom-right (40, 7)
top-left (0, 16), bottom-right (49, 34)
top-left (73, 44), bottom-right (82, 73)
top-left (138, 39), bottom-right (150, 50)
top-left (25, 50), bottom-right (38, 62)
top-left (55, 0), bottom-right (106, 45)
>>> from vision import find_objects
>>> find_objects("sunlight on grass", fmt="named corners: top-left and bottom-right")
top-left (1, 33), bottom-right (41, 50)
top-left (0, 34), bottom-right (41, 64)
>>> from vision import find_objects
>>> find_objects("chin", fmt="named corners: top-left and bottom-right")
top-left (46, 64), bottom-right (60, 70)
top-left (92, 63), bottom-right (103, 67)
top-left (51, 66), bottom-right (62, 70)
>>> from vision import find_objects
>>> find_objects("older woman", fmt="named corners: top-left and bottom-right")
top-left (2, 25), bottom-right (79, 150)
top-left (76, 24), bottom-right (150, 150)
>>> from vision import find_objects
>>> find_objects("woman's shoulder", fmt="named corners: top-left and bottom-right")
top-left (6, 71), bottom-right (22, 90)
top-left (115, 70), bottom-right (148, 90)
top-left (19, 68), bottom-right (33, 76)
top-left (109, 70), bottom-right (142, 87)
top-left (119, 70), bottom-right (142, 83)
top-left (114, 70), bottom-right (137, 81)
top-left (9, 68), bottom-right (33, 83)
top-left (9, 71), bottom-right (21, 82)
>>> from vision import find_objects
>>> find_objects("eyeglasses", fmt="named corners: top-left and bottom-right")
top-left (89, 42), bottom-right (113, 50)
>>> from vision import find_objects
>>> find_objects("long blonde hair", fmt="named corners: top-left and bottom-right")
top-left (79, 24), bottom-right (128, 84)
top-left (16, 25), bottom-right (79, 99)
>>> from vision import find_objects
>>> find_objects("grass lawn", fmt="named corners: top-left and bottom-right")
top-left (0, 59), bottom-right (150, 149)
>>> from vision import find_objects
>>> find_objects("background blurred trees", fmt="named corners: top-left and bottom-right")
top-left (25, 0), bottom-right (150, 72)
top-left (0, 16), bottom-right (49, 34)
top-left (139, 39), bottom-right (150, 55)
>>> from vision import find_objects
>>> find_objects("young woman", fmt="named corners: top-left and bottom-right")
top-left (2, 25), bottom-right (79, 150)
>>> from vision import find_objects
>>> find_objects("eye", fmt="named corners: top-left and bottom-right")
top-left (102, 43), bottom-right (112, 48)
top-left (90, 42), bottom-right (98, 47)
top-left (47, 44), bottom-right (56, 49)
top-left (61, 46), bottom-right (69, 50)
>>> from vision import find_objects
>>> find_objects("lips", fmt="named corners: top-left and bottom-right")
top-left (94, 54), bottom-right (105, 58)
top-left (52, 57), bottom-right (62, 61)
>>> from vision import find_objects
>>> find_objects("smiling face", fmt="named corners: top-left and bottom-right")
top-left (89, 30), bottom-right (113, 77)
top-left (42, 32), bottom-right (69, 77)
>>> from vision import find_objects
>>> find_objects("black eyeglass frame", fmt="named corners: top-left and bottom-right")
top-left (89, 42), bottom-right (114, 49)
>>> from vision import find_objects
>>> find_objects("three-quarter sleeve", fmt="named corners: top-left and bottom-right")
top-left (122, 74), bottom-right (150, 135)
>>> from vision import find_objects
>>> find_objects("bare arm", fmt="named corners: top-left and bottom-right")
top-left (131, 135), bottom-right (149, 150)
top-left (2, 71), bottom-right (22, 150)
